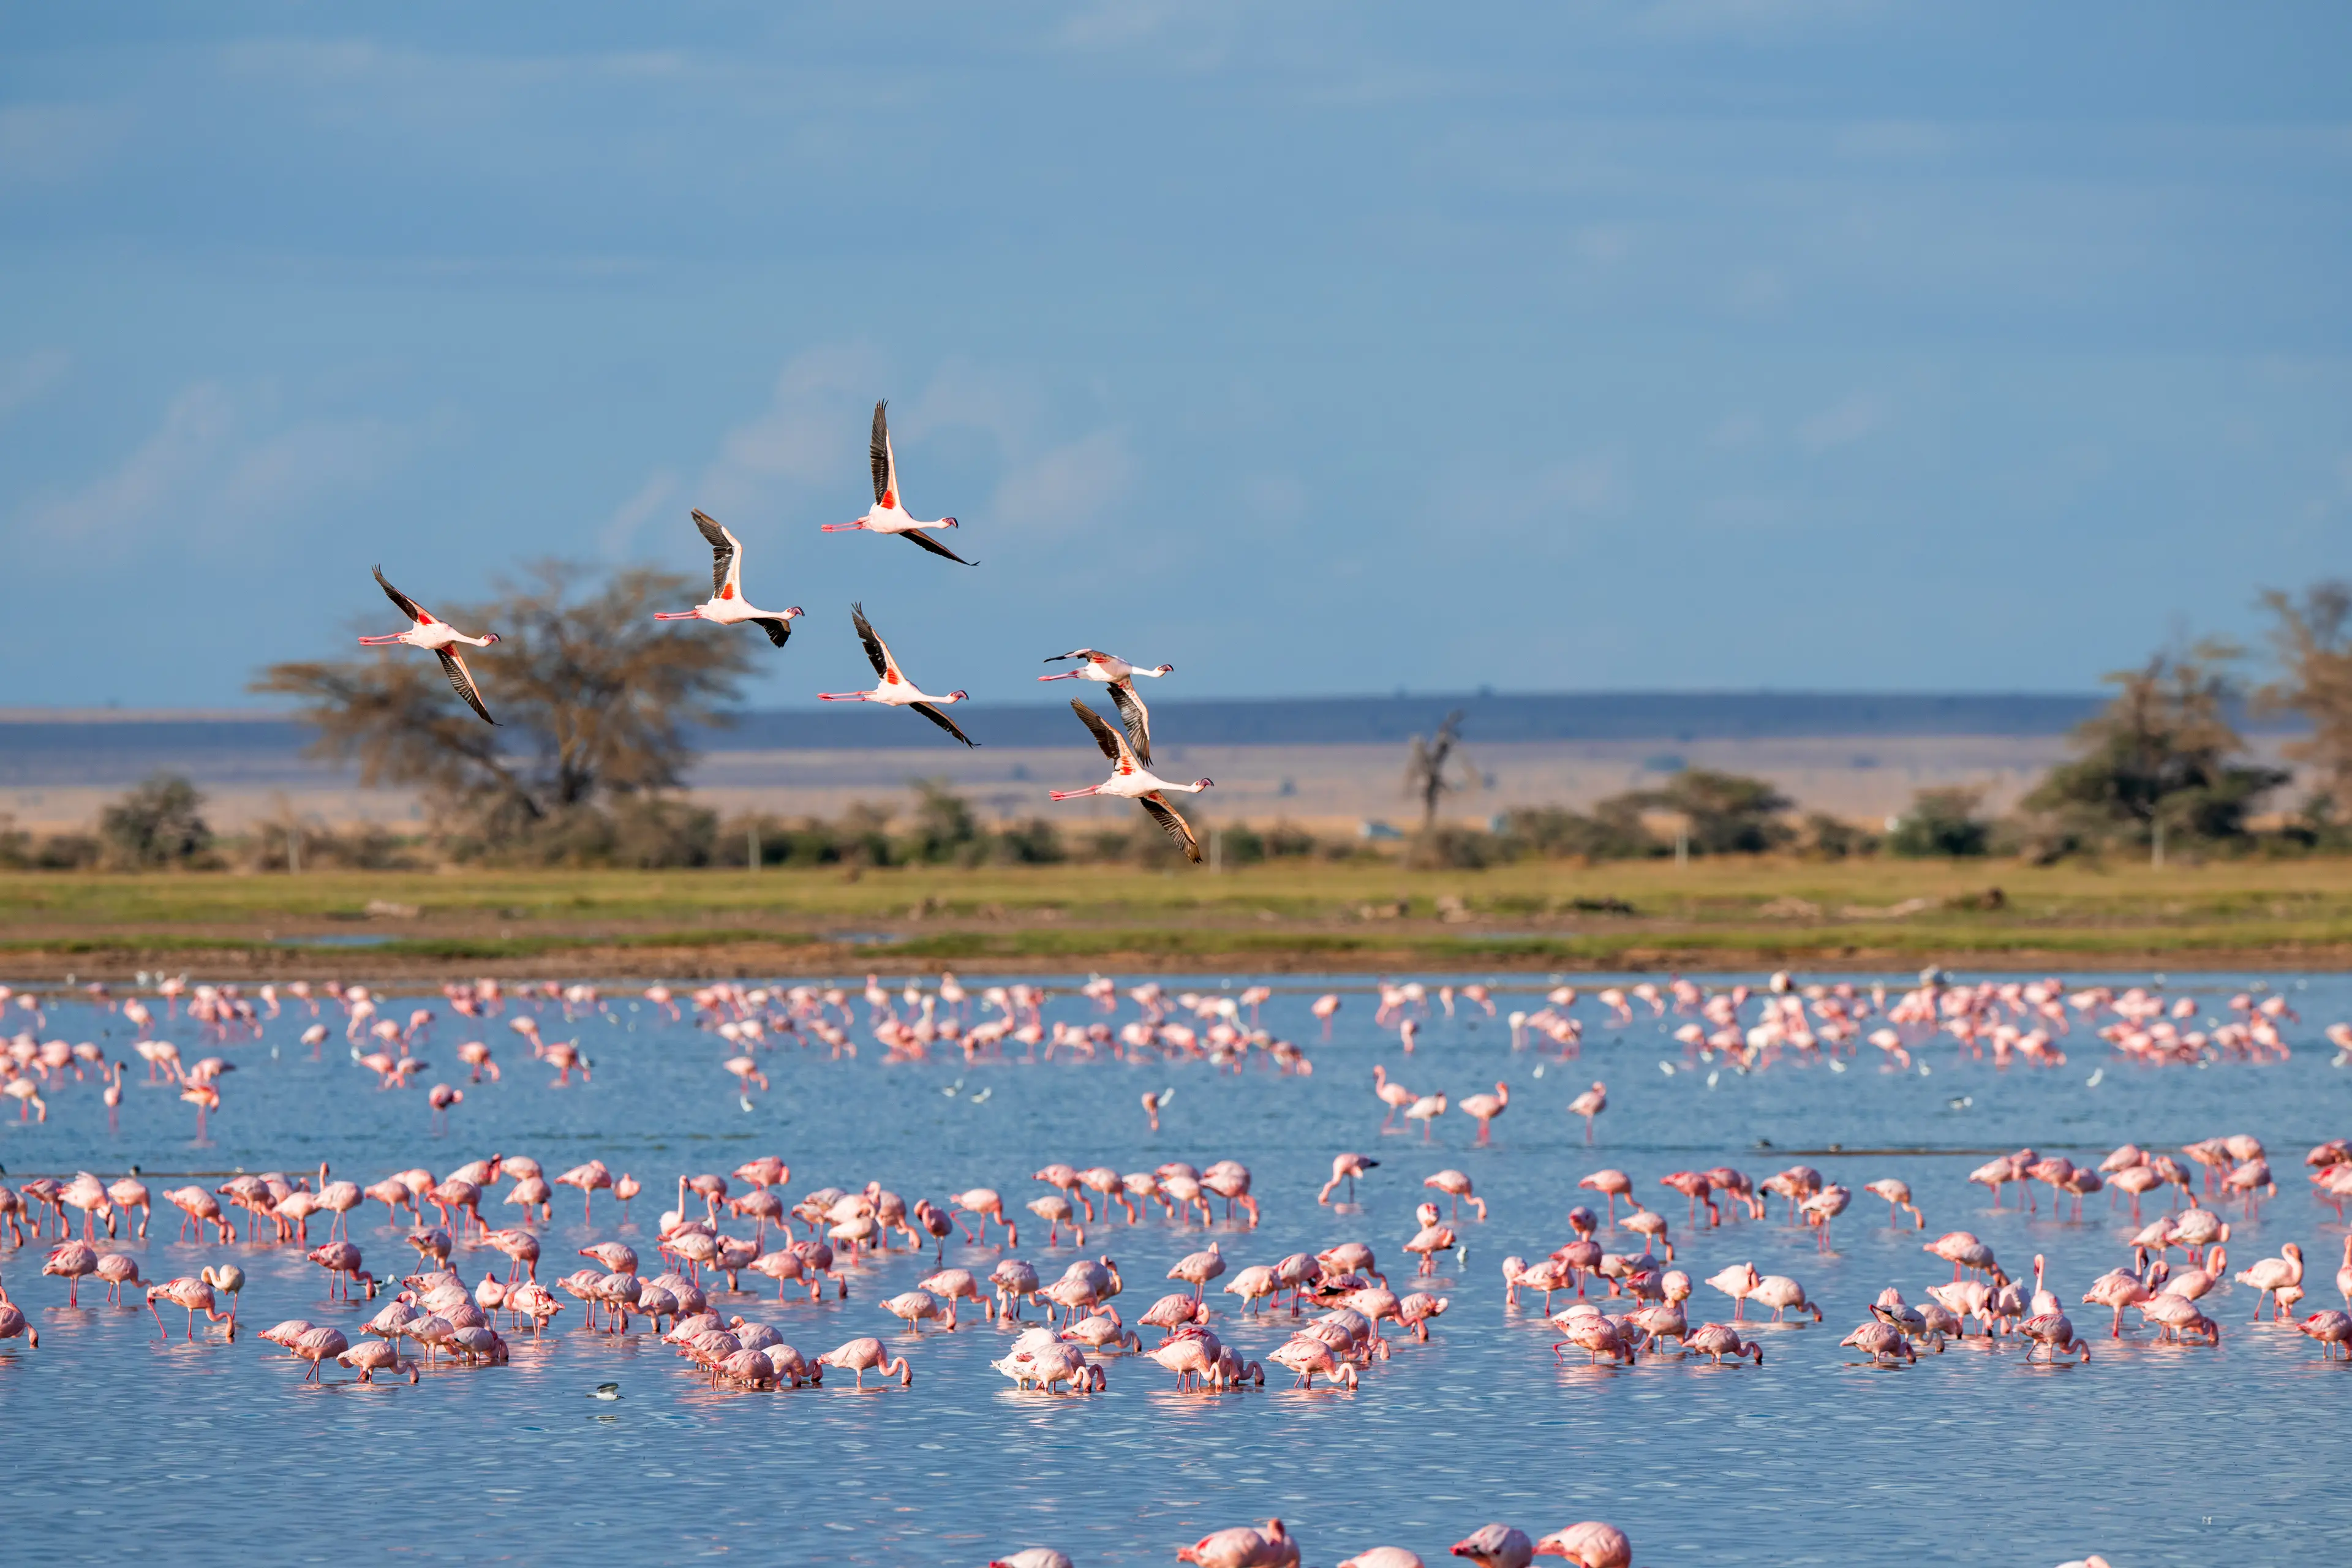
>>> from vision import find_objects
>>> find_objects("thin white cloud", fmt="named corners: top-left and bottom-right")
top-left (1050, 0), bottom-right (1242, 63)
top-left (992, 429), bottom-right (1134, 533)
top-left (1635, 0), bottom-right (1891, 40)
top-left (1526, 453), bottom-right (1629, 516)
top-left (220, 417), bottom-right (407, 516)
top-left (13, 382), bottom-right (415, 561)
top-left (0, 350), bottom-right (70, 421)
top-left (0, 103), bottom-right (133, 183)
top-left (601, 469), bottom-right (680, 558)
top-left (26, 382), bottom-right (235, 543)
top-left (698, 344), bottom-right (887, 517)
top-left (1798, 393), bottom-right (1887, 452)
top-left (1242, 473), bottom-right (1308, 526)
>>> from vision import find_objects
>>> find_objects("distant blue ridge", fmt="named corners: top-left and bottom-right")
top-left (0, 690), bottom-right (2301, 785)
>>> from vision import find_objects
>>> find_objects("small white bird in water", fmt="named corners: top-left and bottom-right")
top-left (969, 1087), bottom-right (992, 1104)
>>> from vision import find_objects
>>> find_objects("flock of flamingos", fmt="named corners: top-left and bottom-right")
top-left (2, 969), bottom-right (2350, 1567)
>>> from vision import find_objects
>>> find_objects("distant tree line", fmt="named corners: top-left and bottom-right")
top-left (6, 568), bottom-right (2349, 873)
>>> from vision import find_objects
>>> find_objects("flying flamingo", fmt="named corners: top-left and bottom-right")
top-left (816, 603), bottom-right (975, 745)
top-left (822, 399), bottom-right (974, 564)
top-left (652, 510), bottom-right (802, 646)
top-left (1047, 699), bottom-right (1212, 861)
top-left (1567, 1082), bottom-right (1607, 1143)
top-left (359, 567), bottom-right (499, 725)
top-left (1038, 648), bottom-right (1173, 761)
top-left (1458, 1082), bottom-right (1510, 1144)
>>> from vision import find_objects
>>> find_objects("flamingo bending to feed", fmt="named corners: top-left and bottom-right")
top-left (1749, 1274), bottom-right (1822, 1323)
top-left (816, 604), bottom-right (975, 746)
top-left (359, 567), bottom-right (499, 725)
top-left (652, 510), bottom-right (802, 646)
top-left (2019, 1310), bottom-right (2092, 1362)
top-left (0, 1281), bottom-right (37, 1349)
top-left (1450, 1525), bottom-right (1535, 1566)
top-left (1840, 1320), bottom-right (1916, 1365)
top-left (1567, 1082), bottom-right (1607, 1143)
top-left (1684, 1322), bottom-right (1765, 1365)
top-left (1039, 648), bottom-right (1172, 761)
top-left (1864, 1178), bottom-right (1924, 1227)
top-left (2301, 1309), bottom-right (2352, 1359)
top-left (1177, 1520), bottom-right (1299, 1567)
top-left (1425, 1169), bottom-right (1487, 1221)
top-left (817, 1336), bottom-right (913, 1387)
top-left (1319, 1154), bottom-right (1380, 1206)
top-left (1047, 699), bottom-right (1212, 861)
top-left (1577, 1169), bottom-right (1632, 1227)
top-left (146, 1276), bottom-right (235, 1340)
top-left (823, 399), bottom-right (975, 564)
top-left (1534, 1521), bottom-right (1633, 1567)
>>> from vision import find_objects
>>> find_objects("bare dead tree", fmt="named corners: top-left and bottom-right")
top-left (1403, 708), bottom-right (1480, 831)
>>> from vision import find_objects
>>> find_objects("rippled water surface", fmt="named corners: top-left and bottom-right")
top-left (4, 971), bottom-right (2349, 1566)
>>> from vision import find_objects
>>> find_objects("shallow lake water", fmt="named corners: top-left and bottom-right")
top-left (2, 970), bottom-right (2348, 1566)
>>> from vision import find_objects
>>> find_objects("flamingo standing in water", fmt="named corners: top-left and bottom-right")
top-left (1567, 1081), bottom-right (1607, 1143)
top-left (1458, 1082), bottom-right (1510, 1144)
top-left (359, 567), bottom-right (499, 725)
top-left (1047, 699), bottom-right (1212, 862)
top-left (652, 511), bottom-right (803, 646)
top-left (2235, 1243), bottom-right (2304, 1322)
top-left (1038, 649), bottom-right (1173, 761)
top-left (1312, 993), bottom-right (1342, 1039)
top-left (816, 604), bottom-right (975, 746)
top-left (1372, 1065), bottom-right (1414, 1130)
top-left (822, 399), bottom-right (974, 564)
top-left (1403, 1092), bottom-right (1447, 1142)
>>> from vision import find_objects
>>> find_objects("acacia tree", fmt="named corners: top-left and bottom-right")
top-left (2255, 581), bottom-right (2352, 818)
top-left (2024, 640), bottom-right (2285, 845)
top-left (253, 560), bottom-right (755, 846)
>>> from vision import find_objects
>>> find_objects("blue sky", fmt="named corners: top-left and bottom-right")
top-left (2, 2), bottom-right (2347, 710)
